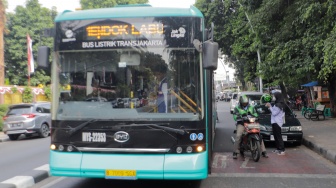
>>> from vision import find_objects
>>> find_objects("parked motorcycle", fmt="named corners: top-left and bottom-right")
top-left (231, 113), bottom-right (262, 162)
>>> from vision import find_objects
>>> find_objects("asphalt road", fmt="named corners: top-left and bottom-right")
top-left (0, 135), bottom-right (50, 182)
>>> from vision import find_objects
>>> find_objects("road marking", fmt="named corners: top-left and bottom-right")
top-left (38, 177), bottom-right (67, 188)
top-left (209, 173), bottom-right (336, 179)
top-left (212, 154), bottom-right (227, 168)
top-left (240, 157), bottom-right (255, 169)
top-left (1, 176), bottom-right (35, 187)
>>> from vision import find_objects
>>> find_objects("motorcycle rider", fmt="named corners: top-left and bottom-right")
top-left (232, 94), bottom-right (268, 159)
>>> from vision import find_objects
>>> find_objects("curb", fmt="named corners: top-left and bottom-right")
top-left (302, 137), bottom-right (336, 165)
top-left (0, 137), bottom-right (9, 142)
top-left (0, 165), bottom-right (50, 188)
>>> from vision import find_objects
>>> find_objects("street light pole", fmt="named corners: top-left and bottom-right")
top-left (239, 1), bottom-right (263, 93)
top-left (218, 55), bottom-right (229, 89)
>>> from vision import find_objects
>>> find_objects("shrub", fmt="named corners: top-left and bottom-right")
top-left (11, 86), bottom-right (18, 94)
top-left (22, 86), bottom-right (33, 103)
top-left (0, 104), bottom-right (9, 131)
top-left (44, 86), bottom-right (52, 101)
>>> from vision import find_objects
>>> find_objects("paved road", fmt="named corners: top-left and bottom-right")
top-left (0, 135), bottom-right (49, 182)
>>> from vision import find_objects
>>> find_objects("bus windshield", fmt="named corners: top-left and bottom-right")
top-left (54, 48), bottom-right (202, 121)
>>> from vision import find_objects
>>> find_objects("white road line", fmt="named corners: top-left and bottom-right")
top-left (1, 176), bottom-right (34, 188)
top-left (240, 157), bottom-right (255, 168)
top-left (209, 173), bottom-right (336, 179)
top-left (38, 177), bottom-right (67, 188)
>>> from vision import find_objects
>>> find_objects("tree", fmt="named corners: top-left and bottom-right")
top-left (4, 0), bottom-right (54, 86)
top-left (0, 0), bottom-right (7, 85)
top-left (80, 0), bottom-right (148, 9)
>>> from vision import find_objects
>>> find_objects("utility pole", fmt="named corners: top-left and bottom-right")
top-left (239, 1), bottom-right (263, 93)
top-left (0, 0), bottom-right (5, 86)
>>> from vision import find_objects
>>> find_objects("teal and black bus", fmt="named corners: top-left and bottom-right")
top-left (38, 4), bottom-right (218, 180)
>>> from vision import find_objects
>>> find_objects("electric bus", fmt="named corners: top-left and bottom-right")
top-left (38, 4), bottom-right (218, 180)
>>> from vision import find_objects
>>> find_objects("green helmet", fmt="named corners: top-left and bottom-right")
top-left (239, 95), bottom-right (249, 107)
top-left (260, 94), bottom-right (272, 104)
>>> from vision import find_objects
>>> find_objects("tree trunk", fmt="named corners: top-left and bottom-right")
top-left (0, 0), bottom-right (5, 86)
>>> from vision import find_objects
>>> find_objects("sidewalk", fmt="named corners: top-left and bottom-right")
top-left (0, 131), bottom-right (9, 142)
top-left (295, 111), bottom-right (336, 165)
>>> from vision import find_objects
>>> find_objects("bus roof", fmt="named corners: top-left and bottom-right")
top-left (55, 4), bottom-right (204, 22)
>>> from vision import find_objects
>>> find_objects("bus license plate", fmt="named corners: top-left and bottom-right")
top-left (105, 170), bottom-right (137, 180)
top-left (270, 135), bottom-right (288, 141)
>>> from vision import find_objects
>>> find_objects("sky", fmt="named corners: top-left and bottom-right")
top-left (6, 0), bottom-right (196, 13)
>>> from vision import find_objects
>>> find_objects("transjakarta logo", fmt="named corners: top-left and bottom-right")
top-left (62, 29), bottom-right (76, 42)
top-left (171, 27), bottom-right (186, 38)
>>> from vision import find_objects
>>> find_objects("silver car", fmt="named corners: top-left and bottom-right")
top-left (3, 102), bottom-right (51, 140)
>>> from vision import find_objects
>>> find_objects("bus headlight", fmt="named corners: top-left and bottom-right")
top-left (50, 144), bottom-right (56, 150)
top-left (196, 146), bottom-right (203, 152)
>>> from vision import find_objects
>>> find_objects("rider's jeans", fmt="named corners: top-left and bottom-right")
top-left (233, 124), bottom-right (267, 153)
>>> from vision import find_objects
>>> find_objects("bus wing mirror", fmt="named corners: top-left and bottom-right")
top-left (37, 46), bottom-right (50, 69)
top-left (202, 40), bottom-right (218, 70)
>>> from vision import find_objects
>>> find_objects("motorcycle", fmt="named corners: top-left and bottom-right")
top-left (231, 113), bottom-right (262, 162)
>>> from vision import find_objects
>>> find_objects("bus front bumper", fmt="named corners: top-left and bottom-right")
top-left (49, 151), bottom-right (208, 180)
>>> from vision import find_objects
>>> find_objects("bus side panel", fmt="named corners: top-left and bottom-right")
top-left (163, 152), bottom-right (208, 180)
top-left (50, 151), bottom-right (82, 177)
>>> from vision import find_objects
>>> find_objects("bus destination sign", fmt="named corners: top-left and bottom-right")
top-left (86, 23), bottom-right (164, 39)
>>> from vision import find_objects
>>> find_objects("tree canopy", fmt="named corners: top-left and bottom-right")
top-left (195, 0), bottom-right (336, 108)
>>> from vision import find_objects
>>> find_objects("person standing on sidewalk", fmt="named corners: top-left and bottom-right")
top-left (266, 91), bottom-right (286, 155)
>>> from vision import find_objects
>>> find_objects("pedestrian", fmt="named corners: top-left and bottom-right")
top-left (301, 92), bottom-right (307, 108)
top-left (265, 91), bottom-right (286, 155)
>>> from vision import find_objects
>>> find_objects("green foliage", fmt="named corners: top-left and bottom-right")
top-left (80, 0), bottom-right (148, 9)
top-left (195, 0), bottom-right (336, 99)
top-left (10, 86), bottom-right (18, 94)
top-left (5, 0), bottom-right (53, 86)
top-left (22, 86), bottom-right (33, 103)
top-left (43, 86), bottom-right (52, 101)
top-left (0, 104), bottom-right (9, 131)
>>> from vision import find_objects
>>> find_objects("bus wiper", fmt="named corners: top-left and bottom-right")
top-left (128, 123), bottom-right (187, 135)
top-left (66, 119), bottom-right (97, 136)
top-left (66, 121), bottom-right (187, 136)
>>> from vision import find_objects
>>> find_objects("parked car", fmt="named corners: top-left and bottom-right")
top-left (85, 97), bottom-right (107, 102)
top-left (131, 98), bottom-right (140, 108)
top-left (123, 98), bottom-right (131, 108)
top-left (111, 98), bottom-right (124, 108)
top-left (230, 91), bottom-right (263, 114)
top-left (229, 92), bottom-right (238, 114)
top-left (2, 102), bottom-right (51, 140)
top-left (255, 104), bottom-right (303, 145)
top-left (221, 92), bottom-right (231, 102)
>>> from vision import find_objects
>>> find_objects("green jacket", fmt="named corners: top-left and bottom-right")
top-left (233, 104), bottom-right (258, 121)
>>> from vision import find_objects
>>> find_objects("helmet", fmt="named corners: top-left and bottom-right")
top-left (239, 95), bottom-right (249, 107)
top-left (260, 94), bottom-right (272, 104)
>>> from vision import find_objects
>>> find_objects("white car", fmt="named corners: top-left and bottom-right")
top-left (131, 98), bottom-right (140, 108)
top-left (230, 91), bottom-right (264, 114)
top-left (229, 93), bottom-right (238, 114)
